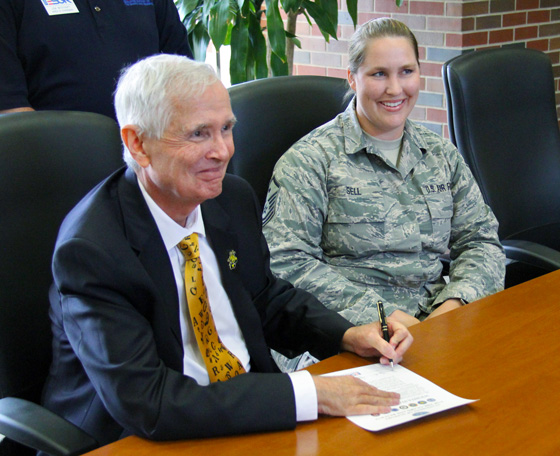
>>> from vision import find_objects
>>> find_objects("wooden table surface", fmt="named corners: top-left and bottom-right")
top-left (85, 270), bottom-right (560, 456)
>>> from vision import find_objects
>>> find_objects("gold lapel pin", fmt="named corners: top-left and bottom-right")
top-left (227, 250), bottom-right (238, 270)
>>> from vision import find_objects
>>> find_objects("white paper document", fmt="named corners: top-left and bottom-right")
top-left (324, 364), bottom-right (477, 431)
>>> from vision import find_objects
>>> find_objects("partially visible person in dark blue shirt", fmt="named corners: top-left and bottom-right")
top-left (0, 0), bottom-right (192, 120)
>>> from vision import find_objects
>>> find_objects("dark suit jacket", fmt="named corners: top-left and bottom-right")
top-left (42, 168), bottom-right (353, 447)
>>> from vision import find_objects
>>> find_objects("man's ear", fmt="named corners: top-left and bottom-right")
top-left (121, 125), bottom-right (150, 168)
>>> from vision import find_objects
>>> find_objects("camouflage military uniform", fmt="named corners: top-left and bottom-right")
top-left (263, 101), bottom-right (505, 331)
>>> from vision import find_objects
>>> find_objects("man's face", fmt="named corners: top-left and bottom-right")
top-left (137, 82), bottom-right (236, 224)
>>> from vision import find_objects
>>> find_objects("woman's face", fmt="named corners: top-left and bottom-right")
top-left (348, 36), bottom-right (420, 140)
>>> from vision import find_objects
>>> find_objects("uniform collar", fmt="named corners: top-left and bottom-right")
top-left (340, 98), bottom-right (428, 176)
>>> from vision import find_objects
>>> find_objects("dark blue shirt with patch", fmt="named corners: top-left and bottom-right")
top-left (0, 0), bottom-right (192, 119)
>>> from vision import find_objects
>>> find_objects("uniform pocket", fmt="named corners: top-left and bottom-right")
top-left (323, 186), bottom-right (388, 256)
top-left (424, 194), bottom-right (453, 250)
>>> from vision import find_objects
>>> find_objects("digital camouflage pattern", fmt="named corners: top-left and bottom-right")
top-left (263, 101), bottom-right (505, 328)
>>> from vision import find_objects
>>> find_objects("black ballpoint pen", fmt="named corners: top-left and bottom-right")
top-left (376, 300), bottom-right (394, 369)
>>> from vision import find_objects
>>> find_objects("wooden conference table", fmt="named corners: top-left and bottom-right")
top-left (85, 270), bottom-right (560, 456)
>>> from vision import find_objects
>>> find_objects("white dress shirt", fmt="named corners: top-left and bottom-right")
top-left (137, 179), bottom-right (317, 421)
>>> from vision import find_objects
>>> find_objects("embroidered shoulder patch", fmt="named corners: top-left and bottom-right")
top-left (262, 177), bottom-right (279, 227)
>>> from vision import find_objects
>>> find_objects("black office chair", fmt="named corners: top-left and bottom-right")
top-left (227, 75), bottom-right (351, 210)
top-left (443, 47), bottom-right (560, 287)
top-left (0, 111), bottom-right (124, 456)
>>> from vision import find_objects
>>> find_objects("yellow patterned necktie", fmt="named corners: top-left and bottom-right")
top-left (178, 233), bottom-right (246, 382)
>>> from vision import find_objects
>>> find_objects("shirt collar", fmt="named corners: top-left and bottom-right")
top-left (137, 178), bottom-right (206, 251)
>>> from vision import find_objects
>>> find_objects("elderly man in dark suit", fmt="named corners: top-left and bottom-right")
top-left (42, 54), bottom-right (413, 449)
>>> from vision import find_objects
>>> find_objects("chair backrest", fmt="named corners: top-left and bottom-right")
top-left (0, 111), bottom-right (123, 408)
top-left (443, 48), bottom-right (560, 249)
top-left (227, 75), bottom-right (351, 210)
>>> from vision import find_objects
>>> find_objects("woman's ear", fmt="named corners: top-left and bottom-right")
top-left (347, 68), bottom-right (357, 91)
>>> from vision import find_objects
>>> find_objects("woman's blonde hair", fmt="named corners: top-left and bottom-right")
top-left (348, 18), bottom-right (419, 75)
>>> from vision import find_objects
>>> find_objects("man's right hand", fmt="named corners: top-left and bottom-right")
top-left (312, 375), bottom-right (399, 416)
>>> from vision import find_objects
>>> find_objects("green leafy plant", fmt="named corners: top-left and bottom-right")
top-left (176, 0), bottom-right (361, 84)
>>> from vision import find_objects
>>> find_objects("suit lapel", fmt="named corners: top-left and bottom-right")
top-left (201, 198), bottom-right (246, 311)
top-left (202, 196), bottom-right (278, 373)
top-left (118, 169), bottom-right (183, 349)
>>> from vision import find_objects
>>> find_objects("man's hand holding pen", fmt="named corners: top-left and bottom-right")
top-left (340, 317), bottom-right (413, 366)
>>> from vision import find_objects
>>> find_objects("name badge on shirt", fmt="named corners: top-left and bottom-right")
top-left (41, 0), bottom-right (79, 16)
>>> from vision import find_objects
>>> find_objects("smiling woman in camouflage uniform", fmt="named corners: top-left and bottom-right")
top-left (262, 18), bottom-right (505, 371)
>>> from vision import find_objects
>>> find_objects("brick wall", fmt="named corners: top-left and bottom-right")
top-left (292, 0), bottom-right (560, 137)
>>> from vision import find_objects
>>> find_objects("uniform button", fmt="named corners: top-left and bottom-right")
top-left (94, 6), bottom-right (101, 11)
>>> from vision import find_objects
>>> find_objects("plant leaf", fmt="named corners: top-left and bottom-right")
top-left (248, 12), bottom-right (268, 79)
top-left (202, 0), bottom-right (214, 17)
top-left (174, 0), bottom-right (201, 17)
top-left (174, 0), bottom-right (200, 20)
top-left (302, 0), bottom-right (337, 40)
top-left (287, 34), bottom-right (302, 49)
top-left (230, 18), bottom-right (250, 84)
top-left (208, 1), bottom-right (233, 49)
top-left (281, 0), bottom-right (303, 13)
top-left (270, 52), bottom-right (289, 76)
top-left (319, 0), bottom-right (338, 27)
top-left (265, 0), bottom-right (287, 61)
top-left (189, 21), bottom-right (210, 62)
top-left (285, 30), bottom-right (301, 49)
top-left (346, 0), bottom-right (358, 26)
